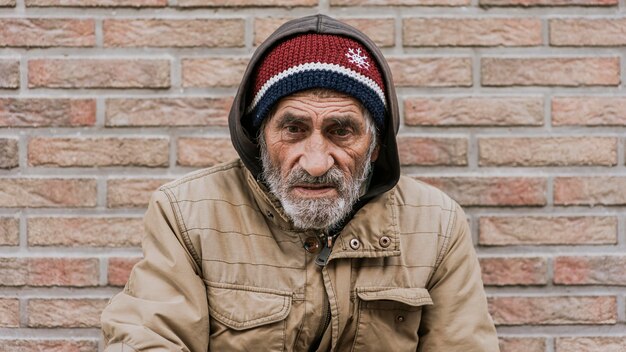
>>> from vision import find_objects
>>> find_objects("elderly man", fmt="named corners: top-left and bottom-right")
top-left (101, 14), bottom-right (499, 352)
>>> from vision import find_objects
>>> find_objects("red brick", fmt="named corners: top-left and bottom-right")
top-left (488, 296), bottom-right (617, 325)
top-left (482, 57), bottom-right (620, 86)
top-left (480, 257), bottom-right (547, 286)
top-left (108, 257), bottom-right (141, 286)
top-left (0, 298), bottom-right (19, 327)
top-left (404, 18), bottom-right (541, 47)
top-left (0, 60), bottom-right (19, 88)
top-left (182, 57), bottom-right (248, 88)
top-left (480, 0), bottom-right (616, 5)
top-left (320, 18), bottom-right (396, 48)
top-left (555, 177), bottom-right (626, 206)
top-left (28, 137), bottom-right (169, 167)
top-left (404, 96), bottom-right (543, 126)
top-left (107, 178), bottom-right (171, 208)
top-left (0, 257), bottom-right (99, 286)
top-left (30, 258), bottom-right (99, 287)
top-left (552, 97), bottom-right (626, 126)
top-left (0, 258), bottom-right (26, 285)
top-left (27, 299), bottom-right (108, 328)
top-left (499, 337), bottom-right (546, 352)
top-left (1, 339), bottom-right (98, 352)
top-left (0, 98), bottom-right (95, 127)
top-left (0, 138), bottom-right (18, 169)
top-left (177, 138), bottom-right (238, 167)
top-left (28, 59), bottom-right (170, 88)
top-left (178, 0), bottom-right (316, 7)
top-left (397, 136), bottom-right (467, 166)
top-left (26, 0), bottom-right (166, 6)
top-left (479, 216), bottom-right (617, 246)
top-left (0, 19), bottom-right (94, 47)
top-left (104, 19), bottom-right (244, 48)
top-left (555, 256), bottom-right (626, 286)
top-left (331, 0), bottom-right (469, 5)
top-left (389, 57), bottom-right (472, 87)
top-left (551, 19), bottom-right (626, 46)
top-left (417, 177), bottom-right (546, 206)
top-left (28, 217), bottom-right (142, 247)
top-left (0, 217), bottom-right (19, 246)
top-left (556, 337), bottom-right (626, 352)
top-left (479, 137), bottom-right (617, 166)
top-left (254, 17), bottom-right (395, 47)
top-left (0, 178), bottom-right (96, 208)
top-left (106, 98), bottom-right (230, 127)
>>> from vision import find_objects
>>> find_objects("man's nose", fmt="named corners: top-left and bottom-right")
top-left (299, 138), bottom-right (334, 177)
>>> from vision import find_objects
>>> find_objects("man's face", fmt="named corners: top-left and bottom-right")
top-left (260, 90), bottom-right (378, 231)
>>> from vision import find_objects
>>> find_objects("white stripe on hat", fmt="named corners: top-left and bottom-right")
top-left (247, 62), bottom-right (386, 113)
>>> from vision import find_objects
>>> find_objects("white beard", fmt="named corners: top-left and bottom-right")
top-left (260, 142), bottom-right (374, 231)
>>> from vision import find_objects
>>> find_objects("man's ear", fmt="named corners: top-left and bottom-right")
top-left (371, 144), bottom-right (380, 162)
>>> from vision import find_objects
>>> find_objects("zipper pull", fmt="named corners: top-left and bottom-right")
top-left (315, 234), bottom-right (334, 267)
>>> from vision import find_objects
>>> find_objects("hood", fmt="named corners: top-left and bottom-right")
top-left (229, 14), bottom-right (400, 203)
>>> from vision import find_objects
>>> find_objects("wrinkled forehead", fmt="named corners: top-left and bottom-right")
top-left (266, 88), bottom-right (368, 123)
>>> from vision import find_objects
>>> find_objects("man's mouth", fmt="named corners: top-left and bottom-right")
top-left (290, 183), bottom-right (338, 198)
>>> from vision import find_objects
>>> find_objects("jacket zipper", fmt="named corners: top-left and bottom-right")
top-left (309, 291), bottom-right (331, 352)
top-left (310, 233), bottom-right (335, 351)
top-left (315, 232), bottom-right (334, 267)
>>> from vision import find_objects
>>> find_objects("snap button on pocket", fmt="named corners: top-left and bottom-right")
top-left (303, 236), bottom-right (321, 253)
top-left (396, 315), bottom-right (405, 323)
top-left (379, 236), bottom-right (391, 248)
top-left (350, 238), bottom-right (360, 250)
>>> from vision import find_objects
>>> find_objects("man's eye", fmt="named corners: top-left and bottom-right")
top-left (286, 125), bottom-right (303, 133)
top-left (332, 128), bottom-right (351, 137)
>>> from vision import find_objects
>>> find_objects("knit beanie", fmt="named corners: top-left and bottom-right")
top-left (247, 33), bottom-right (387, 130)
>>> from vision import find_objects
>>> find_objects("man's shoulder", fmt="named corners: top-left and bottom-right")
top-left (157, 159), bottom-right (249, 201)
top-left (394, 175), bottom-right (458, 212)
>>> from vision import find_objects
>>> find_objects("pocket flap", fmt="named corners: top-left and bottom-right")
top-left (356, 287), bottom-right (433, 307)
top-left (206, 282), bottom-right (292, 331)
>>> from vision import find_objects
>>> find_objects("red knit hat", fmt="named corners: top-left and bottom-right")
top-left (247, 33), bottom-right (387, 129)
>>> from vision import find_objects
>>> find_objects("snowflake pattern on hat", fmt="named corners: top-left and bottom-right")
top-left (346, 48), bottom-right (370, 70)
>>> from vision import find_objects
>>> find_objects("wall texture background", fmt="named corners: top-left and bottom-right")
top-left (0, 0), bottom-right (625, 351)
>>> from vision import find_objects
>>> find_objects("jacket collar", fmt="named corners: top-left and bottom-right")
top-left (329, 189), bottom-right (400, 261)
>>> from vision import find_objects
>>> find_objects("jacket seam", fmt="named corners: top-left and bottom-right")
top-left (161, 160), bottom-right (241, 189)
top-left (434, 203), bottom-right (456, 272)
top-left (357, 264), bottom-right (434, 268)
top-left (204, 279), bottom-right (292, 295)
top-left (173, 198), bottom-right (264, 213)
top-left (106, 342), bottom-right (139, 352)
top-left (350, 299), bottom-right (363, 352)
top-left (160, 188), bottom-right (203, 273)
top-left (202, 258), bottom-right (305, 269)
top-left (179, 227), bottom-right (299, 244)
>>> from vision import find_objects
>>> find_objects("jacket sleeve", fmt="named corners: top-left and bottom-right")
top-left (101, 190), bottom-right (209, 352)
top-left (418, 203), bottom-right (500, 352)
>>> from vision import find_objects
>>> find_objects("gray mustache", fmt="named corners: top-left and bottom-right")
top-left (286, 167), bottom-right (346, 188)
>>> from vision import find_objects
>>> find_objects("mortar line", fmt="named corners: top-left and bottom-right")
top-left (547, 337), bottom-right (555, 352)
top-left (244, 15), bottom-right (254, 52)
top-left (99, 257), bottom-right (108, 287)
top-left (95, 18), bottom-right (103, 48)
top-left (542, 15), bottom-right (550, 48)
top-left (18, 209), bottom-right (26, 252)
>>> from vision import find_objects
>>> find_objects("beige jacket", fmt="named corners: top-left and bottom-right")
top-left (102, 15), bottom-right (498, 351)
top-left (101, 159), bottom-right (498, 351)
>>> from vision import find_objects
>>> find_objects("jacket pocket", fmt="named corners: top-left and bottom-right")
top-left (351, 287), bottom-right (432, 352)
top-left (205, 281), bottom-right (292, 351)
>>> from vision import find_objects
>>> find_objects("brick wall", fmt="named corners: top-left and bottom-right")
top-left (0, 0), bottom-right (625, 351)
